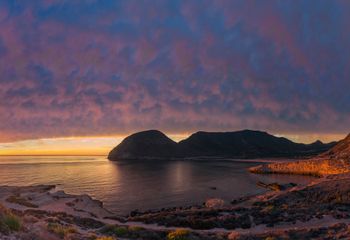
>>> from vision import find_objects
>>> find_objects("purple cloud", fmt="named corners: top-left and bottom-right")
top-left (0, 0), bottom-right (349, 142)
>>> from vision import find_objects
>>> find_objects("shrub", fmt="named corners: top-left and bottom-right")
top-left (47, 222), bottom-right (77, 238)
top-left (167, 229), bottom-right (191, 240)
top-left (263, 205), bottom-right (275, 212)
top-left (100, 225), bottom-right (128, 237)
top-left (2, 213), bottom-right (21, 232)
top-left (128, 225), bottom-right (144, 232)
top-left (0, 219), bottom-right (10, 235)
top-left (114, 226), bottom-right (128, 236)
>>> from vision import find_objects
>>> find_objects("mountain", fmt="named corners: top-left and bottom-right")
top-left (250, 133), bottom-right (350, 176)
top-left (177, 130), bottom-right (334, 158)
top-left (108, 130), bottom-right (178, 160)
top-left (108, 129), bottom-right (336, 160)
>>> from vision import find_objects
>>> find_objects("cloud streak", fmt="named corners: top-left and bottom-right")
top-left (0, 0), bottom-right (349, 142)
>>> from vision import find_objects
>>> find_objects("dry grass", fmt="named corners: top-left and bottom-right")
top-left (0, 204), bottom-right (22, 233)
top-left (47, 222), bottom-right (77, 238)
top-left (96, 237), bottom-right (115, 240)
top-left (167, 229), bottom-right (191, 240)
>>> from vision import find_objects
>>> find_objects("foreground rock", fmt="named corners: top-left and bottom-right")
top-left (256, 181), bottom-right (296, 191)
top-left (250, 133), bottom-right (350, 176)
top-left (108, 129), bottom-right (335, 160)
top-left (0, 185), bottom-right (228, 240)
top-left (126, 174), bottom-right (350, 239)
top-left (2, 174), bottom-right (350, 239)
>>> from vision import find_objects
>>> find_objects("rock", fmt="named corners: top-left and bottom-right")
top-left (205, 199), bottom-right (225, 208)
top-left (257, 181), bottom-right (283, 191)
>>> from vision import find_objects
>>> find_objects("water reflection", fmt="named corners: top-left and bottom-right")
top-left (0, 156), bottom-right (315, 214)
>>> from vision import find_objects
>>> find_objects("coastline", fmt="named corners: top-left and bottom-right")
top-left (249, 157), bottom-right (350, 177)
top-left (1, 173), bottom-right (350, 240)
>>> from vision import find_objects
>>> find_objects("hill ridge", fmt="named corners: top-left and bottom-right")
top-left (108, 129), bottom-right (336, 160)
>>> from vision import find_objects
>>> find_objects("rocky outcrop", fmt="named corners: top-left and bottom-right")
top-left (320, 133), bottom-right (350, 159)
top-left (2, 177), bottom-right (350, 240)
top-left (108, 129), bottom-right (336, 160)
top-left (250, 133), bottom-right (350, 176)
top-left (126, 173), bottom-right (350, 239)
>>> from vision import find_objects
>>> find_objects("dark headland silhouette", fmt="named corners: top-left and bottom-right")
top-left (108, 129), bottom-right (336, 160)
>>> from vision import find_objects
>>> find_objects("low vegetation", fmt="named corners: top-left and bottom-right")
top-left (47, 222), bottom-right (77, 238)
top-left (167, 229), bottom-right (191, 240)
top-left (100, 224), bottom-right (128, 237)
top-left (96, 237), bottom-right (115, 240)
top-left (0, 204), bottom-right (22, 234)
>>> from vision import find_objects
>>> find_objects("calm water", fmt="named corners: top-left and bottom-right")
top-left (0, 156), bottom-right (314, 214)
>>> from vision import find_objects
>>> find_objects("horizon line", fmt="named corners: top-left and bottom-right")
top-left (0, 154), bottom-right (107, 157)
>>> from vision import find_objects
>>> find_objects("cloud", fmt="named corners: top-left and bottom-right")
top-left (0, 0), bottom-right (349, 142)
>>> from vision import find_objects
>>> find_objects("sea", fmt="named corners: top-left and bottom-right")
top-left (0, 156), bottom-right (314, 215)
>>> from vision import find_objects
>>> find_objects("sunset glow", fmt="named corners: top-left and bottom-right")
top-left (0, 133), bottom-right (345, 156)
top-left (0, 134), bottom-right (190, 156)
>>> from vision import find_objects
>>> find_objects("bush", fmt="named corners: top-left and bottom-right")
top-left (128, 225), bottom-right (144, 232)
top-left (114, 226), bottom-right (128, 236)
top-left (0, 205), bottom-right (21, 233)
top-left (167, 229), bottom-right (191, 240)
top-left (100, 224), bottom-right (129, 237)
top-left (0, 219), bottom-right (10, 235)
top-left (47, 222), bottom-right (77, 238)
top-left (2, 213), bottom-right (21, 232)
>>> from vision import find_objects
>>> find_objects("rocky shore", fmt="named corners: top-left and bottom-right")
top-left (249, 133), bottom-right (350, 177)
top-left (1, 133), bottom-right (350, 239)
top-left (1, 172), bottom-right (350, 239)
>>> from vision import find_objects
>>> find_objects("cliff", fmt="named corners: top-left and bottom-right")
top-left (250, 133), bottom-right (350, 176)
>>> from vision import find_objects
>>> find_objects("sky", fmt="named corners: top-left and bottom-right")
top-left (0, 0), bottom-right (350, 155)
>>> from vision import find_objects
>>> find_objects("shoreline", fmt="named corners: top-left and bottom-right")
top-left (1, 173), bottom-right (350, 239)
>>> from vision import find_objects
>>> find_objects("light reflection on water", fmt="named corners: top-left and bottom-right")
top-left (0, 156), bottom-right (315, 214)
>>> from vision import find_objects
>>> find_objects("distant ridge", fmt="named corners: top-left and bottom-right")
top-left (108, 129), bottom-right (336, 160)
